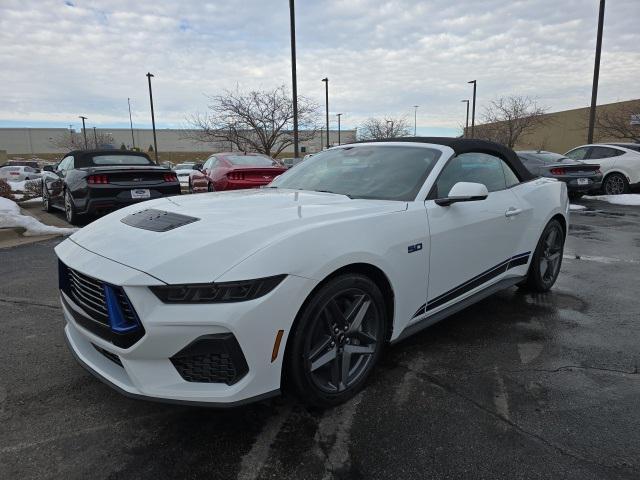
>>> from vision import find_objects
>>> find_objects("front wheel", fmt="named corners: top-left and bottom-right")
top-left (520, 219), bottom-right (565, 292)
top-left (602, 173), bottom-right (629, 195)
top-left (42, 182), bottom-right (54, 212)
top-left (286, 274), bottom-right (387, 407)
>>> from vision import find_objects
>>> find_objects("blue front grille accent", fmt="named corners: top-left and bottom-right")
top-left (103, 284), bottom-right (140, 334)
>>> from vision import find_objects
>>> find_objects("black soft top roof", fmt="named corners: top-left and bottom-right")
top-left (64, 150), bottom-right (153, 167)
top-left (355, 137), bottom-right (535, 181)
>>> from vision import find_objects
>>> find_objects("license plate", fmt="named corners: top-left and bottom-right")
top-left (577, 178), bottom-right (589, 185)
top-left (131, 189), bottom-right (150, 199)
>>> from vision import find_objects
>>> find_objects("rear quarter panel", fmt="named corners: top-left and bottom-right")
top-left (511, 178), bottom-right (569, 276)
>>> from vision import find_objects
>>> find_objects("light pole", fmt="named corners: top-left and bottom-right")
top-left (468, 80), bottom-right (477, 138)
top-left (461, 100), bottom-right (470, 137)
top-left (146, 72), bottom-right (159, 163)
top-left (588, 0), bottom-right (605, 144)
top-left (93, 127), bottom-right (98, 148)
top-left (413, 105), bottom-right (419, 136)
top-left (322, 77), bottom-right (329, 148)
top-left (79, 116), bottom-right (88, 149)
top-left (289, 0), bottom-right (300, 159)
top-left (336, 113), bottom-right (342, 145)
top-left (128, 97), bottom-right (135, 149)
top-left (320, 127), bottom-right (324, 151)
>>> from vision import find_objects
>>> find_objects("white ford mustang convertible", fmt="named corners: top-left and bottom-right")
top-left (56, 138), bottom-right (569, 407)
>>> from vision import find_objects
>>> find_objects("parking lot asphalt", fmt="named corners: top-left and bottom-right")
top-left (1, 199), bottom-right (639, 480)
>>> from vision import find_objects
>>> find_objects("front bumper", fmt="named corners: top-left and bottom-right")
top-left (56, 239), bottom-right (315, 406)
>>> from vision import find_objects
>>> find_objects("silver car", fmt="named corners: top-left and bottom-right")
top-left (0, 165), bottom-right (43, 182)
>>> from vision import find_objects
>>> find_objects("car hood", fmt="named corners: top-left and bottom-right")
top-left (68, 189), bottom-right (407, 284)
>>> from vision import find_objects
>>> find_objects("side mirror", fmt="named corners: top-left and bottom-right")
top-left (42, 165), bottom-right (54, 172)
top-left (435, 182), bottom-right (489, 206)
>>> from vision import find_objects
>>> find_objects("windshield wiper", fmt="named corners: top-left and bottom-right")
top-left (315, 190), bottom-right (352, 199)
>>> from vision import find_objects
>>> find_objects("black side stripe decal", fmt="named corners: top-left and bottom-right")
top-left (412, 251), bottom-right (531, 319)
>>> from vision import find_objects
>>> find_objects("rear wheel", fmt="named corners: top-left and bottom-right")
top-left (520, 219), bottom-right (564, 292)
top-left (64, 190), bottom-right (83, 225)
top-left (568, 192), bottom-right (583, 201)
top-left (602, 173), bottom-right (629, 195)
top-left (286, 274), bottom-right (387, 407)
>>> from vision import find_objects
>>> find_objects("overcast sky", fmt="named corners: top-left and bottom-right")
top-left (0, 0), bottom-right (638, 135)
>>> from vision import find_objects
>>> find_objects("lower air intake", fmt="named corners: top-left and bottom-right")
top-left (170, 334), bottom-right (249, 385)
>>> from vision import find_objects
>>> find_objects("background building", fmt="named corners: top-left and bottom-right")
top-left (0, 128), bottom-right (356, 162)
top-left (473, 99), bottom-right (640, 153)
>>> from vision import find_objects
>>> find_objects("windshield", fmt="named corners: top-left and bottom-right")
top-left (226, 155), bottom-right (277, 166)
top-left (80, 154), bottom-right (153, 167)
top-left (270, 145), bottom-right (441, 201)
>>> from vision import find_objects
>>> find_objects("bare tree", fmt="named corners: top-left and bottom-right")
top-left (51, 130), bottom-right (115, 150)
top-left (593, 101), bottom-right (640, 143)
top-left (185, 86), bottom-right (319, 157)
top-left (357, 116), bottom-right (411, 140)
top-left (475, 96), bottom-right (548, 148)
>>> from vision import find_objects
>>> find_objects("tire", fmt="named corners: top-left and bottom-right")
top-left (519, 219), bottom-right (565, 292)
top-left (568, 192), bottom-right (583, 201)
top-left (602, 173), bottom-right (629, 195)
top-left (64, 190), bottom-right (83, 225)
top-left (286, 273), bottom-right (387, 407)
top-left (207, 182), bottom-right (215, 192)
top-left (42, 182), bottom-right (54, 212)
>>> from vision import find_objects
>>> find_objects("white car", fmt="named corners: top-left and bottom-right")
top-left (0, 165), bottom-right (42, 182)
top-left (55, 138), bottom-right (569, 407)
top-left (565, 143), bottom-right (640, 195)
top-left (173, 163), bottom-right (197, 191)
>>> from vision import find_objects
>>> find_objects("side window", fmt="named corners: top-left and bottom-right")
top-left (210, 158), bottom-right (219, 169)
top-left (501, 160), bottom-right (520, 188)
top-left (434, 152), bottom-right (507, 197)
top-left (588, 147), bottom-right (623, 159)
top-left (57, 157), bottom-right (70, 171)
top-left (565, 147), bottom-right (589, 160)
top-left (66, 157), bottom-right (74, 170)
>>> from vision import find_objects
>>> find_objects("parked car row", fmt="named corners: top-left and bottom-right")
top-left (515, 142), bottom-right (640, 197)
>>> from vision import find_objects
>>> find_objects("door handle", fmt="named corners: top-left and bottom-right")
top-left (505, 207), bottom-right (523, 217)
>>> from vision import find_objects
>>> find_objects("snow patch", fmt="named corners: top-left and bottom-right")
top-left (0, 197), bottom-right (77, 237)
top-left (583, 194), bottom-right (640, 206)
top-left (569, 204), bottom-right (586, 210)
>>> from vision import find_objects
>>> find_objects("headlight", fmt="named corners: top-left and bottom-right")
top-left (149, 275), bottom-right (286, 303)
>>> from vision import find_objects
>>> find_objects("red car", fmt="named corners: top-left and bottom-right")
top-left (188, 152), bottom-right (286, 193)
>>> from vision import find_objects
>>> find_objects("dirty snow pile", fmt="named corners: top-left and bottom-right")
top-left (583, 194), bottom-right (640, 206)
top-left (0, 197), bottom-right (78, 237)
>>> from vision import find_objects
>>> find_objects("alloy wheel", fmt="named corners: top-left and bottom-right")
top-left (539, 227), bottom-right (562, 284)
top-left (604, 174), bottom-right (625, 195)
top-left (64, 192), bottom-right (73, 222)
top-left (304, 289), bottom-right (380, 393)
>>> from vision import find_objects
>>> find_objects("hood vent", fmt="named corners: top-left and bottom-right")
top-left (121, 209), bottom-right (199, 232)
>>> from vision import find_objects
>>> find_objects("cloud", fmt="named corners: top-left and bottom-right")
top-left (0, 0), bottom-right (638, 132)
